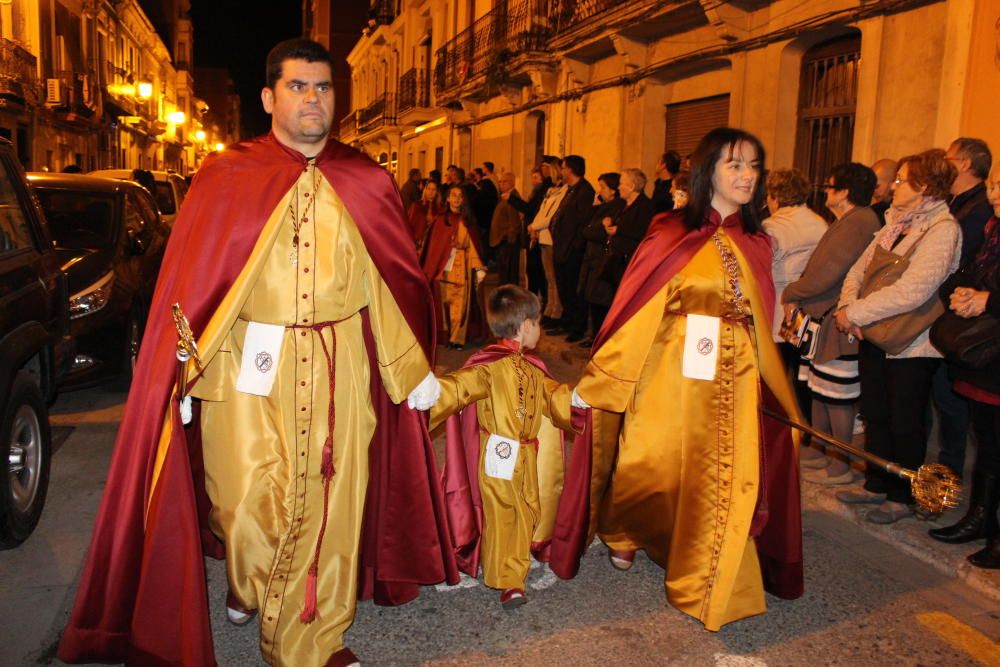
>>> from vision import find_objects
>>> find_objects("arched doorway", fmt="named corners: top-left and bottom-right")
top-left (793, 33), bottom-right (861, 209)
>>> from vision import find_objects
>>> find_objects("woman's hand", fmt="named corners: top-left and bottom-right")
top-left (834, 307), bottom-right (852, 333)
top-left (783, 302), bottom-right (798, 324)
top-left (950, 287), bottom-right (990, 318)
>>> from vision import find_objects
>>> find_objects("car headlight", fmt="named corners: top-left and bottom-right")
top-left (69, 270), bottom-right (114, 319)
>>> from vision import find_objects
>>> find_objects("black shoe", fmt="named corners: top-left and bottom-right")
top-left (968, 536), bottom-right (1000, 569)
top-left (929, 472), bottom-right (999, 544)
top-left (565, 332), bottom-right (586, 343)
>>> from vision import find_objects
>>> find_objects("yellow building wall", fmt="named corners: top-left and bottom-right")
top-left (960, 0), bottom-right (1000, 159)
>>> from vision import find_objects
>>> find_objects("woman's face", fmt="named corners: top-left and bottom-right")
top-left (824, 177), bottom-right (848, 212)
top-left (987, 170), bottom-right (1000, 217)
top-left (672, 187), bottom-right (688, 209)
top-left (423, 181), bottom-right (438, 202)
top-left (597, 179), bottom-right (616, 202)
top-left (710, 141), bottom-right (760, 215)
top-left (890, 163), bottom-right (926, 211)
top-left (619, 174), bottom-right (636, 200)
top-left (448, 186), bottom-right (463, 212)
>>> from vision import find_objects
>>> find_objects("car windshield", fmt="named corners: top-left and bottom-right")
top-left (36, 189), bottom-right (116, 249)
top-left (154, 182), bottom-right (175, 214)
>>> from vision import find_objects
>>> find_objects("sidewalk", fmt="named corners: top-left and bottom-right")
top-left (801, 462), bottom-right (1000, 603)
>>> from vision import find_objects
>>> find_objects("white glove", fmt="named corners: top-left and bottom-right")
top-left (180, 395), bottom-right (193, 425)
top-left (571, 388), bottom-right (590, 409)
top-left (407, 371), bottom-right (442, 410)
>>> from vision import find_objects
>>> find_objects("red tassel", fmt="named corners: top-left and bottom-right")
top-left (300, 565), bottom-right (318, 623)
top-left (321, 436), bottom-right (335, 479)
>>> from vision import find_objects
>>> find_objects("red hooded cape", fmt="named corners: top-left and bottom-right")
top-left (549, 210), bottom-right (804, 600)
top-left (57, 134), bottom-right (459, 666)
top-left (420, 210), bottom-right (487, 342)
top-left (439, 342), bottom-right (569, 577)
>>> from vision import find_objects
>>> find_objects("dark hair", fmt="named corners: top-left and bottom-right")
top-left (828, 163), bottom-right (877, 207)
top-left (473, 167), bottom-right (485, 178)
top-left (447, 164), bottom-right (458, 171)
top-left (598, 171), bottom-right (621, 198)
top-left (429, 169), bottom-right (441, 184)
top-left (265, 39), bottom-right (333, 89)
top-left (563, 154), bottom-right (585, 178)
top-left (951, 137), bottom-right (992, 180)
top-left (899, 149), bottom-right (956, 202)
top-left (408, 168), bottom-right (421, 178)
top-left (662, 150), bottom-right (682, 174)
top-left (454, 167), bottom-right (466, 182)
top-left (483, 161), bottom-right (495, 173)
top-left (487, 284), bottom-right (541, 338)
top-left (683, 127), bottom-right (766, 233)
top-left (673, 170), bottom-right (690, 191)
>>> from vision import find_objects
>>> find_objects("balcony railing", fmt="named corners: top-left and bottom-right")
top-left (0, 39), bottom-right (38, 107)
top-left (369, 0), bottom-right (398, 27)
top-left (340, 110), bottom-right (358, 139)
top-left (357, 93), bottom-right (396, 134)
top-left (398, 68), bottom-right (430, 114)
top-left (434, 0), bottom-right (552, 96)
top-left (550, 0), bottom-right (618, 33)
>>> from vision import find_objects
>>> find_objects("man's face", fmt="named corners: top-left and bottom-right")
top-left (261, 58), bottom-right (333, 154)
top-left (561, 162), bottom-right (574, 183)
top-left (499, 174), bottom-right (515, 194)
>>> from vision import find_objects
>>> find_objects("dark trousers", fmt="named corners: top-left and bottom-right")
top-left (969, 400), bottom-right (1000, 477)
top-left (555, 255), bottom-right (586, 335)
top-left (590, 302), bottom-right (610, 338)
top-left (932, 363), bottom-right (971, 475)
top-left (527, 244), bottom-right (546, 302)
top-left (859, 341), bottom-right (939, 504)
top-left (494, 242), bottom-right (520, 287)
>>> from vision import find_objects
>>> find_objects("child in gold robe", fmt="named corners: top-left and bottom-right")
top-left (425, 285), bottom-right (578, 608)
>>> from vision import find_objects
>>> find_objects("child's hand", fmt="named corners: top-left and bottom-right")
top-left (407, 372), bottom-right (442, 411)
top-left (571, 388), bottom-right (590, 410)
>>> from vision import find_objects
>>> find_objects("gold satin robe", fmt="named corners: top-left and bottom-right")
top-left (430, 354), bottom-right (573, 590)
top-left (189, 162), bottom-right (429, 666)
top-left (577, 233), bottom-right (770, 631)
top-left (439, 221), bottom-right (484, 346)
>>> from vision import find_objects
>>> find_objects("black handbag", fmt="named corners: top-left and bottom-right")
top-left (597, 245), bottom-right (627, 284)
top-left (929, 310), bottom-right (1000, 369)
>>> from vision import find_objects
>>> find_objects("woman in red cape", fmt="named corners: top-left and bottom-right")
top-left (408, 178), bottom-right (443, 252)
top-left (551, 128), bottom-right (804, 631)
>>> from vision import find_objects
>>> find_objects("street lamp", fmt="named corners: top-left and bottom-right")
top-left (194, 130), bottom-right (206, 142)
top-left (167, 111), bottom-right (186, 125)
top-left (215, 143), bottom-right (225, 152)
top-left (137, 81), bottom-right (153, 99)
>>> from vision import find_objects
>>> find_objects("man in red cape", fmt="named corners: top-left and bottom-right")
top-left (549, 209), bottom-right (804, 605)
top-left (58, 40), bottom-right (457, 667)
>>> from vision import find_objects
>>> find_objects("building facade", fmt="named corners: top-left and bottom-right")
top-left (0, 0), bottom-right (231, 174)
top-left (338, 0), bottom-right (1000, 196)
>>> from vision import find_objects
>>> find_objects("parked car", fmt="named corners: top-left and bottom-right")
top-left (0, 139), bottom-right (71, 549)
top-left (88, 168), bottom-right (188, 228)
top-left (28, 173), bottom-right (169, 390)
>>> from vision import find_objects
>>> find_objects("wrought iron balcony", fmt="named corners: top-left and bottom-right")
top-left (434, 0), bottom-right (552, 98)
top-left (339, 110), bottom-right (358, 141)
top-left (0, 39), bottom-right (38, 108)
top-left (357, 93), bottom-right (396, 135)
top-left (549, 0), bottom-right (618, 33)
top-left (368, 0), bottom-right (397, 28)
top-left (397, 68), bottom-right (431, 115)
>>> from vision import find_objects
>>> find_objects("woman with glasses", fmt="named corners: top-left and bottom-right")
top-left (784, 164), bottom-right (881, 485)
top-left (834, 150), bottom-right (961, 524)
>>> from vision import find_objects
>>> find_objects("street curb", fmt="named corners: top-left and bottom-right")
top-left (802, 480), bottom-right (1000, 602)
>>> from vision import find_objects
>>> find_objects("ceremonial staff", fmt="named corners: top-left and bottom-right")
top-left (763, 408), bottom-right (962, 514)
top-left (171, 303), bottom-right (201, 423)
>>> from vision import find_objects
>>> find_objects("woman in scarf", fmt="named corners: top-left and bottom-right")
top-left (834, 149), bottom-right (961, 523)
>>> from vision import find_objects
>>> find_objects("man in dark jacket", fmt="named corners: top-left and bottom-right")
top-left (507, 166), bottom-right (552, 301)
top-left (933, 137), bottom-right (994, 480)
top-left (548, 154), bottom-right (595, 341)
top-left (651, 150), bottom-right (681, 214)
top-left (473, 167), bottom-right (499, 260)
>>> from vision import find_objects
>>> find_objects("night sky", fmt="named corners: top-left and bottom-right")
top-left (191, 2), bottom-right (368, 139)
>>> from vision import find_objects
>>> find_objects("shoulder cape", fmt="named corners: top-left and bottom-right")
top-left (57, 133), bottom-right (459, 666)
top-left (440, 343), bottom-right (568, 576)
top-left (549, 210), bottom-right (804, 600)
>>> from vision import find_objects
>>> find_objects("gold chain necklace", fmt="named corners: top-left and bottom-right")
top-left (289, 163), bottom-right (320, 266)
top-left (512, 350), bottom-right (528, 430)
top-left (712, 231), bottom-right (750, 317)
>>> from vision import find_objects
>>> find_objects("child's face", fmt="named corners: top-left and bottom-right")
top-left (519, 317), bottom-right (541, 349)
